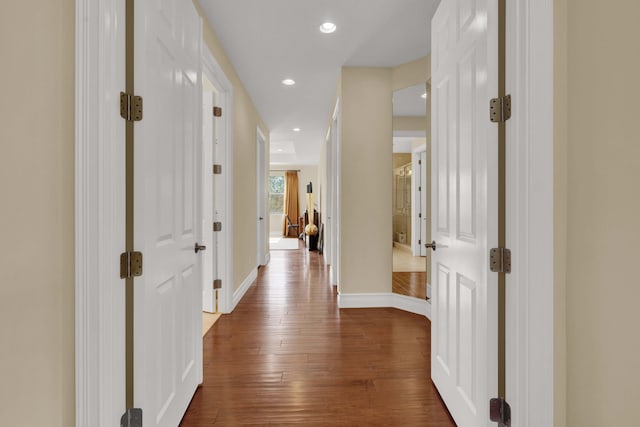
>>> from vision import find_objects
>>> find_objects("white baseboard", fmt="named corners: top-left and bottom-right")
top-left (338, 292), bottom-right (431, 319)
top-left (232, 268), bottom-right (258, 311)
top-left (391, 293), bottom-right (431, 318)
top-left (338, 293), bottom-right (391, 308)
top-left (264, 252), bottom-right (271, 265)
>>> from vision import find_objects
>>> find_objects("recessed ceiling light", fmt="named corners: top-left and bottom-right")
top-left (319, 22), bottom-right (337, 34)
top-left (282, 78), bottom-right (296, 86)
top-left (421, 92), bottom-right (427, 99)
top-left (293, 128), bottom-right (301, 132)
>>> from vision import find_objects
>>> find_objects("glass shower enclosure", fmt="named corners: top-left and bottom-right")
top-left (393, 162), bottom-right (412, 247)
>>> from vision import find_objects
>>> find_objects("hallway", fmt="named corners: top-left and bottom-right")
top-left (180, 246), bottom-right (454, 425)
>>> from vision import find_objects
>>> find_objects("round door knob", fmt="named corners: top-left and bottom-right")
top-left (425, 241), bottom-right (437, 251)
top-left (194, 243), bottom-right (207, 253)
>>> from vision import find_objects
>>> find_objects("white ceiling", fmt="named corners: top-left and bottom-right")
top-left (198, 0), bottom-right (440, 165)
top-left (393, 83), bottom-right (428, 117)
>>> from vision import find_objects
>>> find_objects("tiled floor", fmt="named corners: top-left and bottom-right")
top-left (393, 245), bottom-right (427, 272)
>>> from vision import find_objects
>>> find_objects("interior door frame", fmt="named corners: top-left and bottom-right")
top-left (411, 144), bottom-right (427, 257)
top-left (505, 0), bottom-right (554, 425)
top-left (74, 0), bottom-right (126, 425)
top-left (201, 43), bottom-right (234, 314)
top-left (256, 127), bottom-right (269, 266)
top-left (323, 127), bottom-right (332, 272)
top-left (428, 0), bottom-right (554, 424)
top-left (201, 75), bottom-right (215, 313)
top-left (330, 98), bottom-right (341, 288)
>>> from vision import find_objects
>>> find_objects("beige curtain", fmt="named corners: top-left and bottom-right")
top-left (282, 171), bottom-right (299, 237)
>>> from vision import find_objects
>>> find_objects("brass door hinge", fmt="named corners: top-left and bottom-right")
top-left (120, 92), bottom-right (143, 122)
top-left (213, 106), bottom-right (222, 117)
top-left (213, 279), bottom-right (222, 289)
top-left (120, 251), bottom-right (143, 279)
top-left (490, 247), bottom-right (511, 273)
top-left (213, 164), bottom-right (222, 175)
top-left (489, 94), bottom-right (511, 123)
top-left (121, 408), bottom-right (142, 427)
top-left (213, 222), bottom-right (222, 232)
top-left (490, 398), bottom-right (511, 426)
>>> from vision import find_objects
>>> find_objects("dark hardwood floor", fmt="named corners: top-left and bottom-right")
top-left (392, 272), bottom-right (427, 300)
top-left (181, 245), bottom-right (454, 426)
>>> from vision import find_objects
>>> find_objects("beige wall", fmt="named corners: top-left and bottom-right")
top-left (393, 116), bottom-right (427, 133)
top-left (556, 0), bottom-right (640, 425)
top-left (392, 153), bottom-right (412, 170)
top-left (340, 68), bottom-right (393, 294)
top-left (195, 3), bottom-right (270, 290)
top-left (0, 1), bottom-right (75, 426)
top-left (391, 56), bottom-right (430, 91)
top-left (332, 58), bottom-right (431, 294)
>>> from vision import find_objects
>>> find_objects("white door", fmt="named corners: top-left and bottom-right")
top-left (134, 1), bottom-right (203, 425)
top-left (256, 131), bottom-right (267, 266)
top-left (431, 0), bottom-right (498, 425)
top-left (323, 134), bottom-right (332, 269)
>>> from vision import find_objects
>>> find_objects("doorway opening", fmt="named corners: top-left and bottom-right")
top-left (201, 74), bottom-right (223, 335)
top-left (268, 172), bottom-right (285, 240)
top-left (257, 128), bottom-right (268, 265)
top-left (391, 82), bottom-right (429, 302)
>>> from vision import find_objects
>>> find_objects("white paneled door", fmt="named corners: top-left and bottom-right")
top-left (430, 0), bottom-right (498, 426)
top-left (134, 0), bottom-right (203, 426)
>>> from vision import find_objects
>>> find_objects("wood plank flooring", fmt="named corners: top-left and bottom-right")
top-left (392, 272), bottom-right (427, 300)
top-left (181, 247), bottom-right (454, 426)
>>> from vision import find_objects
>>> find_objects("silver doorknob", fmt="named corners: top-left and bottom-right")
top-left (425, 241), bottom-right (437, 251)
top-left (194, 243), bottom-right (207, 253)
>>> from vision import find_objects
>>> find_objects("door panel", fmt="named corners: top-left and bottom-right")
top-left (134, 1), bottom-right (202, 425)
top-left (431, 0), bottom-right (498, 425)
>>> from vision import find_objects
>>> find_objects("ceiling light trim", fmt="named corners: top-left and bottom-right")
top-left (319, 22), bottom-right (337, 34)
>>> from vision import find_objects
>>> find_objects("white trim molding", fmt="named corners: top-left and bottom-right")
top-left (75, 0), bottom-right (126, 425)
top-left (256, 126), bottom-right (269, 267)
top-left (392, 293), bottom-right (431, 319)
top-left (338, 293), bottom-right (390, 309)
top-left (506, 0), bottom-right (555, 425)
top-left (338, 293), bottom-right (431, 319)
top-left (232, 268), bottom-right (258, 310)
top-left (201, 43), bottom-right (234, 314)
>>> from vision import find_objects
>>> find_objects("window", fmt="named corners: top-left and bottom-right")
top-left (269, 175), bottom-right (285, 214)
